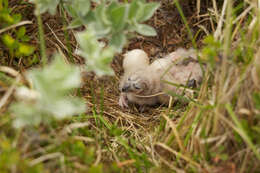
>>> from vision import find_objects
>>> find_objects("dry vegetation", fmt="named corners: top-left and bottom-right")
top-left (0, 0), bottom-right (260, 172)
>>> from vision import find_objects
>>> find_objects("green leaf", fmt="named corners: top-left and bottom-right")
top-left (73, 0), bottom-right (90, 16)
top-left (17, 43), bottom-right (35, 56)
top-left (75, 29), bottom-right (115, 76)
top-left (66, 11), bottom-right (95, 29)
top-left (1, 13), bottom-right (14, 24)
top-left (128, 0), bottom-right (139, 19)
top-left (64, 0), bottom-right (90, 18)
top-left (88, 164), bottom-right (103, 173)
top-left (12, 13), bottom-right (21, 23)
top-left (95, 3), bottom-right (110, 26)
top-left (79, 11), bottom-right (96, 26)
top-left (67, 19), bottom-right (82, 29)
top-left (64, 3), bottom-right (78, 18)
top-left (107, 1), bottom-right (118, 13)
top-left (110, 34), bottom-right (126, 52)
top-left (1, 34), bottom-right (16, 49)
top-left (109, 5), bottom-right (127, 32)
top-left (82, 11), bottom-right (96, 24)
top-left (91, 0), bottom-right (100, 3)
top-left (93, 3), bottom-right (112, 36)
top-left (253, 92), bottom-right (260, 110)
top-left (16, 26), bottom-right (26, 39)
top-left (135, 24), bottom-right (157, 36)
top-left (20, 35), bottom-right (30, 42)
top-left (139, 2), bottom-right (160, 22)
top-left (75, 29), bottom-right (100, 56)
top-left (29, 0), bottom-right (60, 15)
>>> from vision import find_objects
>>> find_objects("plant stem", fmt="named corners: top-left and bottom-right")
top-left (60, 3), bottom-right (74, 62)
top-left (226, 104), bottom-right (260, 161)
top-left (172, 0), bottom-right (196, 48)
top-left (172, 0), bottom-right (205, 76)
top-left (36, 7), bottom-right (47, 66)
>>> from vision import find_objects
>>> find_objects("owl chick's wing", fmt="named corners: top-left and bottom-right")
top-left (150, 48), bottom-right (202, 84)
top-left (149, 48), bottom-right (203, 99)
top-left (166, 48), bottom-right (203, 85)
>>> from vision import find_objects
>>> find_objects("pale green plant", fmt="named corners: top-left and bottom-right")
top-left (75, 28), bottom-right (115, 76)
top-left (10, 54), bottom-right (85, 128)
top-left (29, 0), bottom-right (60, 15)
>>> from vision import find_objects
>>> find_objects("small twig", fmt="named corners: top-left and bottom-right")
top-left (133, 92), bottom-right (165, 98)
top-left (200, 134), bottom-right (227, 144)
top-left (168, 96), bottom-right (173, 109)
top-left (94, 145), bottom-right (102, 166)
top-left (214, 0), bottom-right (228, 40)
top-left (62, 122), bottom-right (90, 134)
top-left (0, 66), bottom-right (19, 77)
top-left (232, 5), bottom-right (253, 24)
top-left (212, 0), bottom-right (219, 22)
top-left (0, 21), bottom-right (32, 34)
top-left (29, 152), bottom-right (62, 166)
top-left (117, 159), bottom-right (136, 168)
top-left (0, 75), bottom-right (21, 110)
top-left (196, 0), bottom-right (200, 17)
top-left (46, 23), bottom-right (68, 52)
top-left (73, 136), bottom-right (95, 143)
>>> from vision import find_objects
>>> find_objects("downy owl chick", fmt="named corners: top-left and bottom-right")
top-left (119, 49), bottom-right (151, 108)
top-left (119, 48), bottom-right (204, 108)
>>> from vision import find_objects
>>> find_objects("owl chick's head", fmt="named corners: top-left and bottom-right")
top-left (120, 70), bottom-right (149, 94)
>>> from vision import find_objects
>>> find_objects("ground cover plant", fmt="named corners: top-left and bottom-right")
top-left (0, 0), bottom-right (260, 172)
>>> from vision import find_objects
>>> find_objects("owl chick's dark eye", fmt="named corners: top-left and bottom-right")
top-left (133, 83), bottom-right (141, 89)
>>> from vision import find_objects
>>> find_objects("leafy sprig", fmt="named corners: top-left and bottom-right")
top-left (10, 55), bottom-right (86, 128)
top-left (29, 0), bottom-right (160, 75)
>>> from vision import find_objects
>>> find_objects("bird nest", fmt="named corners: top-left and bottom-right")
top-left (79, 0), bottom-right (211, 128)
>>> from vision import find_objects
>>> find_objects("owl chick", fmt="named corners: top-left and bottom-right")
top-left (119, 48), bottom-right (203, 108)
top-left (119, 49), bottom-right (150, 108)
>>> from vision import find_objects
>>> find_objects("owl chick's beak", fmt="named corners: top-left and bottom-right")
top-left (121, 83), bottom-right (131, 92)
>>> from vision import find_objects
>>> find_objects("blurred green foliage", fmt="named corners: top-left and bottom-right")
top-left (75, 29), bottom-right (115, 76)
top-left (0, 0), bottom-right (21, 26)
top-left (0, 136), bottom-right (43, 173)
top-left (29, 0), bottom-right (60, 15)
top-left (201, 35), bottom-right (222, 70)
top-left (10, 54), bottom-right (86, 128)
top-left (29, 0), bottom-right (159, 75)
top-left (0, 0), bottom-right (35, 59)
